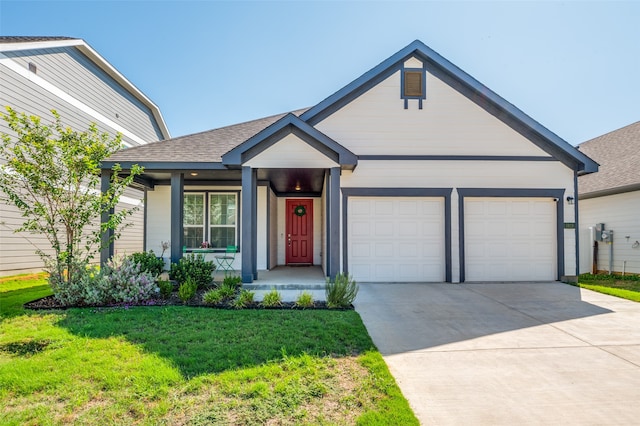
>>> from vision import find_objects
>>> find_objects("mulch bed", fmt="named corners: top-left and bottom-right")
top-left (24, 288), bottom-right (349, 311)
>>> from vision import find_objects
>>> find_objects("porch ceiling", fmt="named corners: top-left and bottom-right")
top-left (136, 168), bottom-right (326, 195)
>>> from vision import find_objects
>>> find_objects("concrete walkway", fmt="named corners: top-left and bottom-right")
top-left (355, 282), bottom-right (640, 425)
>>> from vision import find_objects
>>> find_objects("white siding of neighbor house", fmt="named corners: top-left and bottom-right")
top-left (0, 45), bottom-right (165, 276)
top-left (2, 47), bottom-right (164, 143)
top-left (113, 187), bottom-right (145, 257)
top-left (315, 69), bottom-right (551, 157)
top-left (579, 192), bottom-right (640, 275)
top-left (244, 133), bottom-right (339, 169)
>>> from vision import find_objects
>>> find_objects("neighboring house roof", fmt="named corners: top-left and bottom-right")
top-left (105, 109), bottom-right (308, 168)
top-left (577, 120), bottom-right (640, 198)
top-left (0, 36), bottom-right (171, 139)
top-left (103, 40), bottom-right (597, 175)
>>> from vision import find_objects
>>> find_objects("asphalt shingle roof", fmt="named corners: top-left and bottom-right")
top-left (107, 109), bottom-right (308, 164)
top-left (578, 121), bottom-right (640, 196)
top-left (0, 36), bottom-right (78, 43)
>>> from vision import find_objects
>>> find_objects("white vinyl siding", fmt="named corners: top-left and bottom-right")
top-left (348, 197), bottom-right (445, 282)
top-left (3, 47), bottom-right (164, 142)
top-left (464, 198), bottom-right (556, 281)
top-left (579, 192), bottom-right (640, 275)
top-left (315, 71), bottom-right (551, 157)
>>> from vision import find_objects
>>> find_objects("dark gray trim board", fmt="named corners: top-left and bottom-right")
top-left (574, 172), bottom-right (579, 276)
top-left (456, 188), bottom-right (565, 282)
top-left (170, 173), bottom-right (184, 264)
top-left (328, 167), bottom-right (341, 279)
top-left (358, 155), bottom-right (557, 162)
top-left (100, 170), bottom-right (114, 265)
top-left (341, 187), bottom-right (453, 283)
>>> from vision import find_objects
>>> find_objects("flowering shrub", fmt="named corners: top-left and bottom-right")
top-left (51, 256), bottom-right (158, 306)
top-left (101, 256), bottom-right (159, 304)
top-left (50, 263), bottom-right (106, 306)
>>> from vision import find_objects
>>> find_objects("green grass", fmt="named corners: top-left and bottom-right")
top-left (576, 273), bottom-right (640, 302)
top-left (0, 274), bottom-right (418, 425)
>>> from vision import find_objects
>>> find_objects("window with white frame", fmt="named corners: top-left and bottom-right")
top-left (183, 193), bottom-right (205, 248)
top-left (183, 192), bottom-right (238, 249)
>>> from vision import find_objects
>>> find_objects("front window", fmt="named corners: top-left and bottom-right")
top-left (209, 193), bottom-right (237, 248)
top-left (183, 192), bottom-right (238, 250)
top-left (184, 193), bottom-right (205, 248)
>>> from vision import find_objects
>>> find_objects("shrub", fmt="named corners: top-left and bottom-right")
top-left (157, 280), bottom-right (173, 299)
top-left (295, 291), bottom-right (314, 309)
top-left (170, 254), bottom-right (215, 288)
top-left (203, 288), bottom-right (224, 305)
top-left (218, 282), bottom-right (238, 299)
top-left (325, 273), bottom-right (358, 308)
top-left (261, 288), bottom-right (282, 307)
top-left (52, 256), bottom-right (158, 306)
top-left (232, 289), bottom-right (255, 309)
top-left (101, 256), bottom-right (158, 304)
top-left (50, 263), bottom-right (106, 306)
top-left (222, 275), bottom-right (242, 288)
top-left (178, 278), bottom-right (197, 303)
top-left (128, 251), bottom-right (165, 276)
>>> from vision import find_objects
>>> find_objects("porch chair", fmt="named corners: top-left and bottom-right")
top-left (215, 245), bottom-right (237, 275)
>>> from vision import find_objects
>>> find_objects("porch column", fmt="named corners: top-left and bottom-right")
top-left (100, 169), bottom-right (114, 265)
top-left (241, 166), bottom-right (257, 283)
top-left (329, 167), bottom-right (341, 279)
top-left (251, 168), bottom-right (258, 280)
top-left (170, 172), bottom-right (184, 264)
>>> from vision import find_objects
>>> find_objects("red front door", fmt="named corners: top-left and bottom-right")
top-left (286, 199), bottom-right (313, 264)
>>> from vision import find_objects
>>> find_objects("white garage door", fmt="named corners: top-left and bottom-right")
top-left (348, 197), bottom-right (445, 282)
top-left (465, 197), bottom-right (556, 281)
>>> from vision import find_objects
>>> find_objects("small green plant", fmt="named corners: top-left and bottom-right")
top-left (157, 280), bottom-right (173, 299)
top-left (220, 283), bottom-right (237, 298)
top-left (128, 251), bottom-right (165, 276)
top-left (232, 289), bottom-right (255, 309)
top-left (202, 288), bottom-right (224, 305)
top-left (178, 277), bottom-right (197, 304)
top-left (222, 275), bottom-right (242, 288)
top-left (261, 288), bottom-right (282, 307)
top-left (325, 273), bottom-right (358, 308)
top-left (295, 291), bottom-right (314, 309)
top-left (170, 254), bottom-right (215, 288)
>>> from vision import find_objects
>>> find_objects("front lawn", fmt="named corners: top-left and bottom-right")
top-left (576, 273), bottom-right (640, 302)
top-left (0, 275), bottom-right (418, 425)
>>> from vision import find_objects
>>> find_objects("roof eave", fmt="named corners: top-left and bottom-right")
top-left (1, 38), bottom-right (171, 140)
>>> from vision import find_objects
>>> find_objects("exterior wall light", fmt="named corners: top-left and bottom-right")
top-left (566, 196), bottom-right (574, 205)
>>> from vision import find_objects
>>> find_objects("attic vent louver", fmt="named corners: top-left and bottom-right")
top-left (28, 62), bottom-right (37, 74)
top-left (401, 67), bottom-right (426, 109)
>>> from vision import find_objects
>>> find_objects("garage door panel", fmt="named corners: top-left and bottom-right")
top-left (348, 197), bottom-right (445, 282)
top-left (465, 197), bottom-right (556, 282)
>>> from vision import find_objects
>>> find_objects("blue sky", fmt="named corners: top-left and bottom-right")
top-left (1, 1), bottom-right (639, 146)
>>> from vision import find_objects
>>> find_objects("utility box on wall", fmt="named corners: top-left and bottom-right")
top-left (595, 223), bottom-right (605, 241)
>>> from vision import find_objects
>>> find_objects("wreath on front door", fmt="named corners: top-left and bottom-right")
top-left (294, 205), bottom-right (307, 217)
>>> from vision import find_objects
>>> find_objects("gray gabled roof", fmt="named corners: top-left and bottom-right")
top-left (104, 109), bottom-right (308, 168)
top-left (577, 121), bottom-right (640, 198)
top-left (0, 36), bottom-right (78, 43)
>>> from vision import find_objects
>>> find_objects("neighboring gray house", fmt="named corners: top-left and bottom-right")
top-left (0, 36), bottom-right (170, 276)
top-left (104, 40), bottom-right (597, 284)
top-left (578, 121), bottom-right (640, 275)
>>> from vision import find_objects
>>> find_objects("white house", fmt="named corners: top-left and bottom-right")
top-left (578, 121), bottom-right (640, 275)
top-left (0, 36), bottom-right (170, 276)
top-left (103, 40), bottom-right (597, 283)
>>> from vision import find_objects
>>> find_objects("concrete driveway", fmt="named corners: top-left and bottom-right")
top-left (355, 282), bottom-right (640, 425)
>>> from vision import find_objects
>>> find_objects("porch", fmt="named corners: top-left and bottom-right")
top-left (218, 265), bottom-right (327, 301)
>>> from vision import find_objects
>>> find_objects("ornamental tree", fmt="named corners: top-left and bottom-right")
top-left (0, 107), bottom-right (143, 289)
